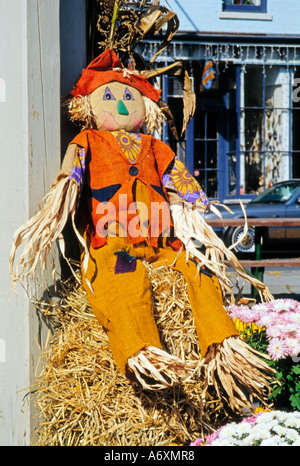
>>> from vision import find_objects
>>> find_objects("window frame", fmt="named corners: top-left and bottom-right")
top-left (223, 0), bottom-right (267, 13)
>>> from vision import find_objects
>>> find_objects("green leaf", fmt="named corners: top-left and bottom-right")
top-left (292, 365), bottom-right (300, 375)
top-left (269, 386), bottom-right (282, 398)
top-left (290, 394), bottom-right (300, 411)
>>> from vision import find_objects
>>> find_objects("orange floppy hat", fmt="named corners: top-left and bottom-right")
top-left (71, 49), bottom-right (161, 102)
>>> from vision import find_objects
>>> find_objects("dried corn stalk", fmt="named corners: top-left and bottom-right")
top-left (93, 0), bottom-right (196, 138)
top-left (168, 191), bottom-right (274, 304)
top-left (9, 176), bottom-right (81, 291)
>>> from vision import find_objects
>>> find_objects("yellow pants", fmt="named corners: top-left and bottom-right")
top-left (82, 236), bottom-right (238, 376)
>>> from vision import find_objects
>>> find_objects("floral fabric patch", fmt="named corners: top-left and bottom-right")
top-left (112, 130), bottom-right (142, 163)
top-left (163, 157), bottom-right (209, 207)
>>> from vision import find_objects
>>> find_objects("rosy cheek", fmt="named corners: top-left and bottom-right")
top-left (97, 112), bottom-right (118, 131)
top-left (130, 115), bottom-right (144, 131)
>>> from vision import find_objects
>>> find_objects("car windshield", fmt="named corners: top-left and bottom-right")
top-left (252, 182), bottom-right (300, 204)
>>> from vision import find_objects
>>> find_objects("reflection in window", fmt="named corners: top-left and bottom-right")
top-left (239, 66), bottom-right (290, 195)
top-left (252, 181), bottom-right (300, 203)
top-left (194, 110), bottom-right (219, 199)
top-left (225, 0), bottom-right (261, 5)
top-left (223, 0), bottom-right (266, 12)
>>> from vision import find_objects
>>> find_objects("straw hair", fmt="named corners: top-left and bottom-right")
top-left (142, 95), bottom-right (166, 135)
top-left (67, 93), bottom-right (165, 135)
top-left (68, 95), bottom-right (98, 131)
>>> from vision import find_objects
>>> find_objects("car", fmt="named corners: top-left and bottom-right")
top-left (204, 179), bottom-right (300, 255)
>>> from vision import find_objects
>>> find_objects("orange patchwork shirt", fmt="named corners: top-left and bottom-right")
top-left (70, 129), bottom-right (181, 250)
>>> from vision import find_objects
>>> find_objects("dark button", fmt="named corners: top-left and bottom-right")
top-left (129, 166), bottom-right (139, 176)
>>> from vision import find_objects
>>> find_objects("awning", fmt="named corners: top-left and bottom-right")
top-left (140, 35), bottom-right (300, 67)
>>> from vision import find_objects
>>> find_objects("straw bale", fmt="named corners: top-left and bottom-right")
top-left (33, 264), bottom-right (232, 446)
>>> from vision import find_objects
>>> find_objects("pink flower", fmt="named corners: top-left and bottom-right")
top-left (190, 438), bottom-right (203, 446)
top-left (242, 413), bottom-right (263, 425)
top-left (226, 299), bottom-right (300, 361)
top-left (267, 338), bottom-right (289, 360)
top-left (266, 325), bottom-right (281, 339)
top-left (285, 337), bottom-right (300, 357)
top-left (257, 313), bottom-right (275, 328)
top-left (288, 313), bottom-right (300, 324)
top-left (205, 430), bottom-right (223, 445)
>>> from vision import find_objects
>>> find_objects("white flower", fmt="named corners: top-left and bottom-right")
top-left (260, 435), bottom-right (285, 446)
top-left (237, 437), bottom-right (253, 446)
top-left (255, 412), bottom-right (272, 423)
top-left (209, 438), bottom-right (236, 446)
top-left (272, 299), bottom-right (289, 312)
top-left (273, 424), bottom-right (288, 436)
top-left (285, 418), bottom-right (297, 428)
top-left (237, 422), bottom-right (252, 434)
top-left (218, 425), bottom-right (237, 439)
top-left (284, 323), bottom-right (298, 334)
top-left (285, 429), bottom-right (299, 442)
top-left (289, 313), bottom-right (300, 324)
top-left (294, 419), bottom-right (300, 429)
top-left (250, 425), bottom-right (267, 438)
top-left (285, 337), bottom-right (300, 356)
top-left (266, 325), bottom-right (282, 338)
top-left (202, 411), bottom-right (300, 447)
top-left (253, 303), bottom-right (269, 313)
top-left (257, 314), bottom-right (274, 327)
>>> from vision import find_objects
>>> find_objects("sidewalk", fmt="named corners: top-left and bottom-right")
top-left (230, 267), bottom-right (300, 302)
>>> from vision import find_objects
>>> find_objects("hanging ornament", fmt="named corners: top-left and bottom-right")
top-left (200, 60), bottom-right (216, 91)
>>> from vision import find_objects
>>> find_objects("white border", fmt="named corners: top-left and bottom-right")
top-left (219, 12), bottom-right (273, 20)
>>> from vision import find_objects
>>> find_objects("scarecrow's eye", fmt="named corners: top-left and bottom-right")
top-left (123, 88), bottom-right (135, 101)
top-left (103, 87), bottom-right (116, 100)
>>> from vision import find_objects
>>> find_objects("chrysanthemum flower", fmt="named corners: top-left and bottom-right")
top-left (267, 338), bottom-right (288, 360)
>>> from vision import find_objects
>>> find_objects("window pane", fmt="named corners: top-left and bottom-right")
top-left (207, 141), bottom-right (218, 168)
top-left (228, 153), bottom-right (237, 196)
top-left (207, 170), bottom-right (218, 199)
top-left (194, 170), bottom-right (218, 199)
top-left (224, 1), bottom-right (262, 6)
top-left (244, 152), bottom-right (263, 194)
top-left (194, 110), bottom-right (205, 139)
top-left (194, 140), bottom-right (205, 168)
top-left (244, 67), bottom-right (263, 106)
top-left (244, 109), bottom-right (263, 152)
top-left (207, 111), bottom-right (218, 139)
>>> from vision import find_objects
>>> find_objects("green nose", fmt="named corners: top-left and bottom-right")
top-left (117, 100), bottom-right (129, 116)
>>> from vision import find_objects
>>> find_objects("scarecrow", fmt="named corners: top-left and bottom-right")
top-left (10, 46), bottom-right (275, 411)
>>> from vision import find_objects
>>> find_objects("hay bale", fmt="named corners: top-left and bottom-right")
top-left (33, 264), bottom-right (231, 446)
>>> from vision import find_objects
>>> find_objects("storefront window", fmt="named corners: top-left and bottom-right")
top-left (292, 68), bottom-right (300, 178)
top-left (164, 61), bottom-right (296, 202)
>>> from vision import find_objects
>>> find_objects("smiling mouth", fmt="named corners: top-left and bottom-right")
top-left (99, 109), bottom-right (140, 130)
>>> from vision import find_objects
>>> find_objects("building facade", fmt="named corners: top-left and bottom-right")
top-left (140, 0), bottom-right (300, 202)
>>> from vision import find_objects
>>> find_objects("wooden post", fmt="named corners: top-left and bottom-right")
top-left (0, 0), bottom-right (60, 445)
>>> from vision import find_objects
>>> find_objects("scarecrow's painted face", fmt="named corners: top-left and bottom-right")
top-left (90, 81), bottom-right (146, 133)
